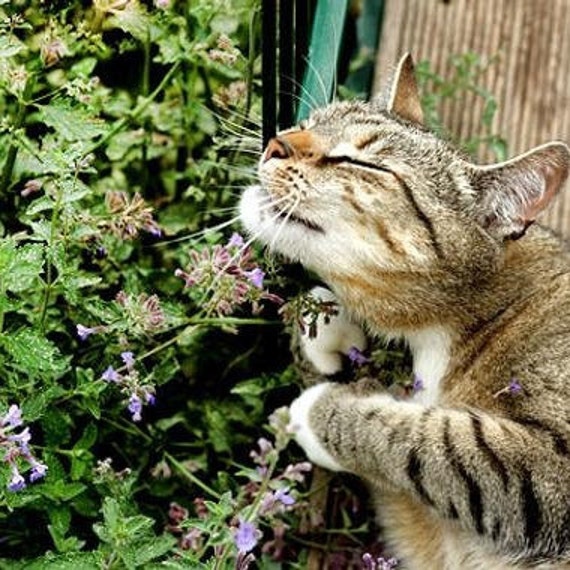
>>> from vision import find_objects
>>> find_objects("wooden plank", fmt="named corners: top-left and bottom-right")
top-left (373, 0), bottom-right (570, 236)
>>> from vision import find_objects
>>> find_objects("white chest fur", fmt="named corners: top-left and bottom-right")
top-left (405, 327), bottom-right (451, 406)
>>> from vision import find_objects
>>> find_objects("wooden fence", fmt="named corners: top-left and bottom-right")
top-left (374, 0), bottom-right (570, 236)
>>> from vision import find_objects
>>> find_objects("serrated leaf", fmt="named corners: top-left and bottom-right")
top-left (23, 387), bottom-right (67, 424)
top-left (60, 178), bottom-right (92, 204)
top-left (0, 240), bottom-right (45, 293)
top-left (38, 103), bottom-right (107, 142)
top-left (39, 480), bottom-right (86, 502)
top-left (25, 195), bottom-right (55, 216)
top-left (1, 328), bottom-right (69, 380)
top-left (107, 1), bottom-right (150, 41)
top-left (133, 534), bottom-right (176, 565)
top-left (74, 423), bottom-right (98, 452)
top-left (0, 35), bottom-right (25, 58)
top-left (16, 552), bottom-right (101, 570)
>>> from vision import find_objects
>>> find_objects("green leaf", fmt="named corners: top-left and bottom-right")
top-left (38, 103), bottom-right (107, 142)
top-left (1, 328), bottom-right (69, 381)
top-left (14, 552), bottom-right (101, 570)
top-left (107, 1), bottom-right (150, 41)
top-left (105, 130), bottom-right (144, 161)
top-left (40, 480), bottom-right (86, 502)
top-left (133, 535), bottom-right (176, 565)
top-left (0, 35), bottom-right (25, 58)
top-left (0, 240), bottom-right (45, 293)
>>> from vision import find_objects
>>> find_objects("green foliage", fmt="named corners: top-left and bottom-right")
top-left (0, 1), bottom-right (317, 568)
top-left (416, 52), bottom-right (509, 161)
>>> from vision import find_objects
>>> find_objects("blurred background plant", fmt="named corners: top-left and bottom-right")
top-left (0, 1), bottom-right (506, 568)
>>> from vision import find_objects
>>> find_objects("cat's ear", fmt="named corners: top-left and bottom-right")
top-left (386, 53), bottom-right (424, 125)
top-left (469, 142), bottom-right (570, 240)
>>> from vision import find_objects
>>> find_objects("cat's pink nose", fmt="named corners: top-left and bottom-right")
top-left (263, 137), bottom-right (291, 161)
top-left (263, 131), bottom-right (324, 163)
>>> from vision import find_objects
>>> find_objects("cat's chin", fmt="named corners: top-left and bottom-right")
top-left (239, 184), bottom-right (324, 265)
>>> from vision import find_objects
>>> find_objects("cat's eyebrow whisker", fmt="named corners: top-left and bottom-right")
top-left (278, 74), bottom-right (321, 113)
top-left (216, 147), bottom-right (262, 158)
top-left (301, 54), bottom-right (330, 112)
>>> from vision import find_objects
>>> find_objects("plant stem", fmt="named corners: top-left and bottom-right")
top-left (165, 451), bottom-right (221, 500)
top-left (0, 78), bottom-right (34, 196)
top-left (141, 26), bottom-right (151, 191)
top-left (84, 61), bottom-right (181, 158)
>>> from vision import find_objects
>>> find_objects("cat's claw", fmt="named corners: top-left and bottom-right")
top-left (288, 383), bottom-right (344, 472)
top-left (300, 286), bottom-right (367, 376)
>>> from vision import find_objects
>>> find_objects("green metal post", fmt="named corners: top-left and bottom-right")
top-left (296, 0), bottom-right (349, 121)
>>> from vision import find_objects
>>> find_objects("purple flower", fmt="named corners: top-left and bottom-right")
top-left (2, 404), bottom-right (23, 428)
top-left (508, 379), bottom-right (523, 394)
top-left (234, 520), bottom-right (260, 553)
top-left (362, 554), bottom-right (399, 570)
top-left (29, 460), bottom-right (48, 482)
top-left (259, 488), bottom-right (295, 516)
top-left (412, 375), bottom-right (424, 392)
top-left (144, 221), bottom-right (162, 237)
top-left (282, 461), bottom-right (312, 482)
top-left (274, 487), bottom-right (295, 506)
top-left (7, 467), bottom-right (26, 492)
top-left (493, 378), bottom-right (525, 398)
top-left (101, 366), bottom-right (121, 383)
top-left (144, 391), bottom-right (156, 406)
top-left (228, 232), bottom-right (245, 248)
top-left (244, 268), bottom-right (264, 289)
top-left (8, 427), bottom-right (31, 451)
top-left (128, 394), bottom-right (143, 422)
top-left (121, 351), bottom-right (135, 368)
top-left (76, 324), bottom-right (96, 341)
top-left (347, 346), bottom-right (369, 366)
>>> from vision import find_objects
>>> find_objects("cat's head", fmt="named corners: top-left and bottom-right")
top-left (240, 54), bottom-right (569, 285)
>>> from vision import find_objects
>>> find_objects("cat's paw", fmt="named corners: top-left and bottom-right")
top-left (288, 383), bottom-right (344, 472)
top-left (299, 287), bottom-right (367, 376)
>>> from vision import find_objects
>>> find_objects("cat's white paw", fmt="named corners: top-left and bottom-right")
top-left (300, 287), bottom-right (367, 375)
top-left (288, 383), bottom-right (344, 472)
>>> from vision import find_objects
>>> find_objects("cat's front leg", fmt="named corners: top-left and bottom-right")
top-left (288, 380), bottom-right (570, 559)
top-left (289, 379), bottom-right (392, 474)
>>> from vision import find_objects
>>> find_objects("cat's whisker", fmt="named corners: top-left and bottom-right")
top-left (199, 159), bottom-right (258, 178)
top-left (278, 74), bottom-right (321, 115)
top-left (201, 103), bottom-right (262, 137)
top-left (268, 194), bottom-right (301, 251)
top-left (301, 54), bottom-right (330, 111)
top-left (162, 191), bottom-right (294, 249)
top-left (194, 192), bottom-right (297, 309)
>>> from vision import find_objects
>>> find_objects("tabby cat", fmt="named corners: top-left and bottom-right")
top-left (239, 55), bottom-right (570, 569)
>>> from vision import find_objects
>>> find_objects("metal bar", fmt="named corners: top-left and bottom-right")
top-left (278, 0), bottom-right (295, 128)
top-left (262, 0), bottom-right (277, 146)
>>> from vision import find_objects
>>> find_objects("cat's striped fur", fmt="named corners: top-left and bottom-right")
top-left (240, 55), bottom-right (570, 569)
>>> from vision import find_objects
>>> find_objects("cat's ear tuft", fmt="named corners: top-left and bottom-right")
top-left (386, 53), bottom-right (424, 125)
top-left (470, 142), bottom-right (570, 240)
